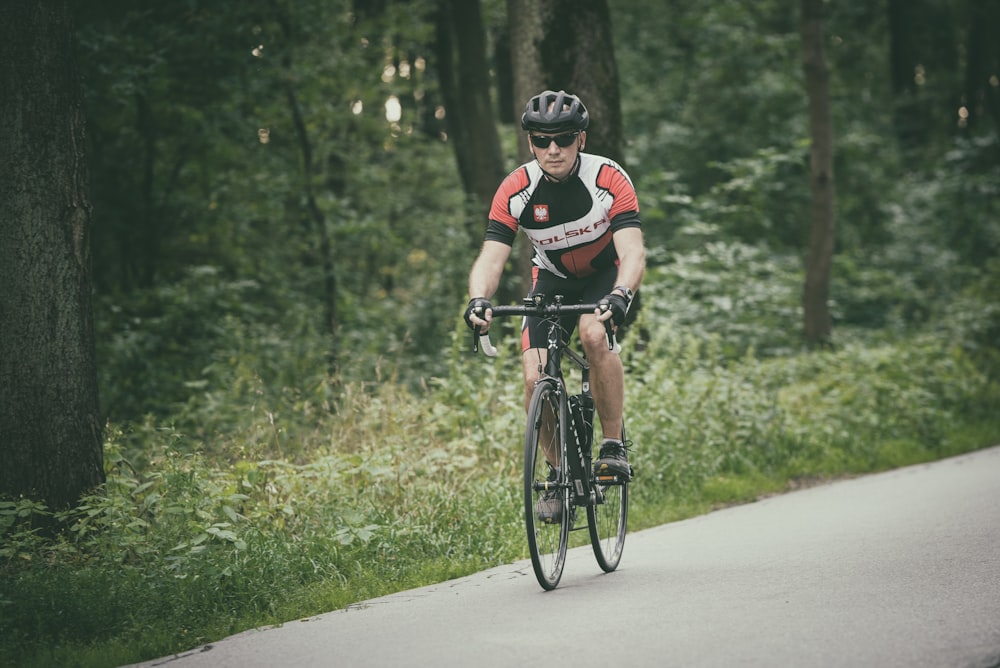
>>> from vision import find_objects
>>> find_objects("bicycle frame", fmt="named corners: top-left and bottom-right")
top-left (476, 294), bottom-right (610, 495)
top-left (472, 293), bottom-right (629, 589)
top-left (536, 311), bottom-right (597, 507)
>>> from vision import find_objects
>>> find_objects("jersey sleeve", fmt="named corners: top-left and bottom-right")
top-left (485, 219), bottom-right (517, 246)
top-left (610, 209), bottom-right (641, 231)
top-left (596, 163), bottom-right (641, 232)
top-left (485, 166), bottom-right (531, 243)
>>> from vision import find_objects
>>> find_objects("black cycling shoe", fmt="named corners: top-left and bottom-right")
top-left (594, 439), bottom-right (632, 481)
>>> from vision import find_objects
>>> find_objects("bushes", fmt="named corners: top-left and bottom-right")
top-left (640, 238), bottom-right (804, 358)
top-left (621, 323), bottom-right (997, 527)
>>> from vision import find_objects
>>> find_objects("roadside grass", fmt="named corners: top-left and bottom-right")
top-left (2, 324), bottom-right (998, 668)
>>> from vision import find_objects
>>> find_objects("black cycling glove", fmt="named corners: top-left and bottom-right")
top-left (464, 298), bottom-right (493, 331)
top-left (598, 293), bottom-right (629, 327)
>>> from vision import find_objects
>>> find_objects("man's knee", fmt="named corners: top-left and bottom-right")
top-left (523, 370), bottom-right (539, 394)
top-left (579, 318), bottom-right (610, 355)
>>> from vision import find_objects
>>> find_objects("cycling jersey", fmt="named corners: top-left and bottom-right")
top-left (485, 153), bottom-right (641, 279)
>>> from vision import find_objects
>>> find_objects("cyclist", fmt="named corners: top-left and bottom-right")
top-left (464, 90), bottom-right (646, 507)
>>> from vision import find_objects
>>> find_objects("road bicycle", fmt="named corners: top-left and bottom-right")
top-left (473, 294), bottom-right (631, 590)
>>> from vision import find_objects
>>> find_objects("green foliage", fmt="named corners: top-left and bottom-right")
top-left (624, 316), bottom-right (999, 524)
top-left (640, 234), bottom-right (804, 358)
top-left (81, 0), bottom-right (471, 420)
top-left (82, 0), bottom-right (999, 426)
top-left (614, 0), bottom-right (805, 194)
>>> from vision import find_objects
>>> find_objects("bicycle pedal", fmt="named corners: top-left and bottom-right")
top-left (595, 470), bottom-right (634, 484)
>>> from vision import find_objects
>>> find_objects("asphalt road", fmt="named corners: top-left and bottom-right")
top-left (128, 445), bottom-right (1000, 668)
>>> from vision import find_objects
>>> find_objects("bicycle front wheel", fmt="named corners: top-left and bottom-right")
top-left (588, 426), bottom-right (629, 572)
top-left (524, 379), bottom-right (569, 590)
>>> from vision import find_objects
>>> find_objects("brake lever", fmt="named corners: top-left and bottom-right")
top-left (603, 319), bottom-right (622, 355)
top-left (472, 326), bottom-right (498, 357)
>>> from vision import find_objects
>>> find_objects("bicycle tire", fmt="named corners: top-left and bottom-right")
top-left (587, 425), bottom-right (629, 572)
top-left (524, 379), bottom-right (569, 590)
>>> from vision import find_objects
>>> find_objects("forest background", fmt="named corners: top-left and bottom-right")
top-left (2, 0), bottom-right (999, 666)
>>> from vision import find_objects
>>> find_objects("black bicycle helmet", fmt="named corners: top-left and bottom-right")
top-left (521, 90), bottom-right (590, 133)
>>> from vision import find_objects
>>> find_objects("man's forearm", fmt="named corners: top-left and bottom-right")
top-left (468, 240), bottom-right (511, 299)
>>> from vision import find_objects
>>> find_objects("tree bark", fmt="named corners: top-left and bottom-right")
top-left (801, 0), bottom-right (836, 344)
top-left (538, 0), bottom-right (625, 167)
top-left (434, 0), bottom-right (506, 247)
top-left (507, 0), bottom-right (546, 164)
top-left (286, 86), bottom-right (339, 361)
top-left (506, 0), bottom-right (547, 292)
top-left (272, 1), bottom-right (340, 367)
top-left (494, 25), bottom-right (515, 125)
top-left (0, 1), bottom-right (105, 509)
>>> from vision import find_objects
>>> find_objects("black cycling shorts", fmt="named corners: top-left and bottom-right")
top-left (521, 264), bottom-right (617, 351)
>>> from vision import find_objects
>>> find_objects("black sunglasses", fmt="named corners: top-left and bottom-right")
top-left (529, 132), bottom-right (580, 149)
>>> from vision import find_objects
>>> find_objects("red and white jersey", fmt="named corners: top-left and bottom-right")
top-left (485, 153), bottom-right (641, 279)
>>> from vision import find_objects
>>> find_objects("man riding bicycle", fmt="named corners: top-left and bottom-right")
top-left (464, 89), bottom-right (646, 492)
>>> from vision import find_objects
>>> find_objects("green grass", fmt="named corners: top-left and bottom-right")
top-left (2, 324), bottom-right (998, 668)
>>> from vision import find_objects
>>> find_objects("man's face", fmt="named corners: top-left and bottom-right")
top-left (528, 130), bottom-right (585, 180)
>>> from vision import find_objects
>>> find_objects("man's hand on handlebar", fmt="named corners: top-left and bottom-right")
top-left (464, 297), bottom-right (493, 332)
top-left (596, 292), bottom-right (629, 327)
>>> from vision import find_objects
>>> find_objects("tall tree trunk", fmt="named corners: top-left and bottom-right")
top-left (0, 1), bottom-right (105, 509)
top-left (287, 86), bottom-right (338, 365)
top-left (538, 0), bottom-right (625, 166)
top-left (135, 92), bottom-right (159, 288)
top-left (273, 1), bottom-right (339, 367)
top-left (801, 0), bottom-right (836, 344)
top-left (507, 0), bottom-right (547, 294)
top-left (434, 0), bottom-right (506, 247)
top-left (494, 24), bottom-right (515, 125)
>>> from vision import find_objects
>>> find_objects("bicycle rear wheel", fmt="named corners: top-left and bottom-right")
top-left (588, 426), bottom-right (629, 572)
top-left (524, 379), bottom-right (569, 590)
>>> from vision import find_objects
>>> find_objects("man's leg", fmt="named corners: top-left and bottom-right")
top-left (522, 347), bottom-right (544, 410)
top-left (579, 314), bottom-right (631, 477)
top-left (578, 314), bottom-right (624, 439)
